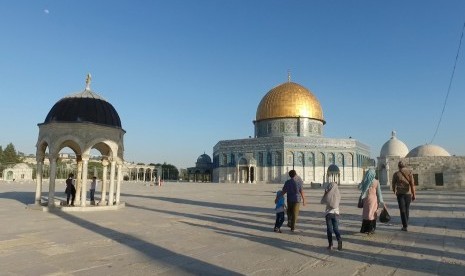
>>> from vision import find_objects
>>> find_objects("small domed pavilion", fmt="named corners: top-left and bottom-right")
top-left (187, 153), bottom-right (214, 182)
top-left (34, 74), bottom-right (126, 209)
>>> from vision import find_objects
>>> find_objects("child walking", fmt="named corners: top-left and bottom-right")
top-left (321, 182), bottom-right (342, 250)
top-left (274, 190), bottom-right (286, 233)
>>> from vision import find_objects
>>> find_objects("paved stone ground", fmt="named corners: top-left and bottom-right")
top-left (0, 180), bottom-right (464, 276)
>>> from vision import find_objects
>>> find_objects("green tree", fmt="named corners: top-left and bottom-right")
top-left (2, 143), bottom-right (22, 164)
top-left (0, 145), bottom-right (3, 164)
top-left (155, 162), bottom-right (179, 180)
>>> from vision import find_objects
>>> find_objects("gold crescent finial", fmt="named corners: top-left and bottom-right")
top-left (85, 73), bottom-right (92, 90)
top-left (287, 70), bottom-right (291, 83)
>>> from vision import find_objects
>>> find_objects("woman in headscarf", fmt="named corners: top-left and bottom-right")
top-left (358, 168), bottom-right (385, 234)
top-left (321, 182), bottom-right (342, 250)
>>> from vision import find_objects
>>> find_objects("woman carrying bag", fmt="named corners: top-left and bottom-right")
top-left (358, 168), bottom-right (386, 234)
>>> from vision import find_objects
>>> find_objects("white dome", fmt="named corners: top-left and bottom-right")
top-left (380, 131), bottom-right (409, 158)
top-left (406, 144), bottom-right (450, 157)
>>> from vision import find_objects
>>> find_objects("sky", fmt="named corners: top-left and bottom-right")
top-left (1, 1), bottom-right (465, 169)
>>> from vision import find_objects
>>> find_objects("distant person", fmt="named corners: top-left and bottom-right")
top-left (358, 168), bottom-right (385, 234)
top-left (321, 182), bottom-right (342, 250)
top-left (65, 173), bottom-right (76, 206)
top-left (392, 161), bottom-right (416, 231)
top-left (90, 176), bottom-right (97, 204)
top-left (273, 190), bottom-right (287, 233)
top-left (280, 170), bottom-right (305, 232)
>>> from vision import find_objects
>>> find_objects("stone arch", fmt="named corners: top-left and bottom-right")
top-left (328, 152), bottom-right (335, 165)
top-left (235, 156), bottom-right (257, 184)
top-left (286, 151), bottom-right (294, 166)
top-left (274, 151), bottom-right (282, 166)
top-left (86, 138), bottom-right (119, 159)
top-left (337, 153), bottom-right (345, 181)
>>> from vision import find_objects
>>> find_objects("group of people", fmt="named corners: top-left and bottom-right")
top-left (64, 173), bottom-right (98, 206)
top-left (273, 161), bottom-right (416, 250)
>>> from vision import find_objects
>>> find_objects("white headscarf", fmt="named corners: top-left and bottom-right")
top-left (321, 182), bottom-right (340, 209)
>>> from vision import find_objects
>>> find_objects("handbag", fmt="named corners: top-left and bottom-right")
top-left (357, 195), bottom-right (363, 208)
top-left (379, 207), bottom-right (391, 223)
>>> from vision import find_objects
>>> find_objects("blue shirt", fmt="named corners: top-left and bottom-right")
top-left (275, 191), bottom-right (285, 212)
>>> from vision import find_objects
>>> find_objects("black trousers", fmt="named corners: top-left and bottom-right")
top-left (396, 194), bottom-right (412, 228)
top-left (66, 192), bottom-right (76, 205)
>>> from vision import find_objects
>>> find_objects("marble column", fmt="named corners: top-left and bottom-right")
top-left (75, 158), bottom-right (83, 204)
top-left (80, 158), bottom-right (89, 207)
top-left (108, 160), bottom-right (116, 205)
top-left (48, 157), bottom-right (57, 207)
top-left (34, 158), bottom-right (44, 205)
top-left (116, 163), bottom-right (122, 204)
top-left (100, 159), bottom-right (108, 204)
top-left (248, 165), bottom-right (251, 184)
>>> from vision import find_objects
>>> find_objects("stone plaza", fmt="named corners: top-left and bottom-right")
top-left (0, 181), bottom-right (464, 275)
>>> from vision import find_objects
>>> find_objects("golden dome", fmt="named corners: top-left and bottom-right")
top-left (256, 82), bottom-right (325, 123)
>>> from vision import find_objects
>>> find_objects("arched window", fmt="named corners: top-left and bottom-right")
top-left (297, 152), bottom-right (304, 165)
top-left (329, 153), bottom-right (335, 164)
top-left (230, 153), bottom-right (235, 165)
top-left (222, 154), bottom-right (227, 166)
top-left (308, 152), bottom-right (315, 165)
top-left (267, 152), bottom-right (272, 166)
top-left (258, 152), bottom-right (264, 166)
top-left (275, 152), bottom-right (282, 166)
top-left (287, 151), bottom-right (293, 165)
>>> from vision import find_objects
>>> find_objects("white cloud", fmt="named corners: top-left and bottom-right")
top-left (44, 9), bottom-right (50, 14)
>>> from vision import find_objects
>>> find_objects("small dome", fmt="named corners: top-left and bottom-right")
top-left (406, 144), bottom-right (450, 157)
top-left (196, 154), bottom-right (212, 164)
top-left (256, 81), bottom-right (325, 123)
top-left (380, 131), bottom-right (409, 158)
top-left (43, 76), bottom-right (122, 128)
top-left (327, 164), bottom-right (340, 173)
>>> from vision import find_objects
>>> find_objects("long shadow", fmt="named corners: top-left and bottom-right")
top-left (47, 208), bottom-right (241, 275)
top-left (408, 205), bottom-right (465, 212)
top-left (125, 203), bottom-right (323, 258)
top-left (121, 193), bottom-right (273, 213)
top-left (0, 191), bottom-right (71, 206)
top-left (332, 246), bottom-right (464, 275)
top-left (0, 191), bottom-right (36, 205)
top-left (341, 232), bottom-right (465, 261)
top-left (180, 220), bottom-right (329, 261)
top-left (126, 202), bottom-right (271, 233)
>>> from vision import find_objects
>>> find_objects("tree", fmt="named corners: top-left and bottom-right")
top-left (154, 162), bottom-right (179, 180)
top-left (2, 143), bottom-right (22, 164)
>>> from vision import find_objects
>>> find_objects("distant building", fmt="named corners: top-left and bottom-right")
top-left (377, 131), bottom-right (465, 189)
top-left (2, 163), bottom-right (33, 181)
top-left (187, 153), bottom-right (213, 182)
top-left (212, 79), bottom-right (372, 184)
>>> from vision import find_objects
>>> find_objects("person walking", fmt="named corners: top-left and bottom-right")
top-left (321, 182), bottom-right (342, 250)
top-left (90, 176), bottom-right (97, 204)
top-left (392, 161), bottom-right (416, 231)
top-left (273, 190), bottom-right (286, 233)
top-left (65, 173), bottom-right (76, 206)
top-left (359, 168), bottom-right (385, 234)
top-left (280, 170), bottom-right (305, 232)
